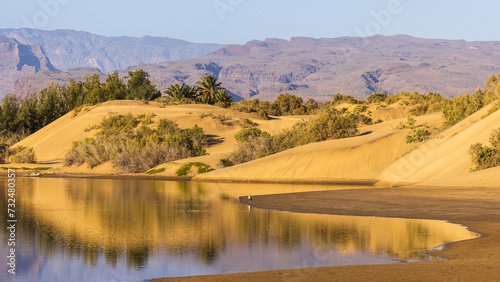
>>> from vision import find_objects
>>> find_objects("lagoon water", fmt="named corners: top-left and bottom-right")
top-left (0, 177), bottom-right (478, 281)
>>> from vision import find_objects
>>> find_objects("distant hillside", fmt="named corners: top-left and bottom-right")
top-left (9, 34), bottom-right (500, 100)
top-left (130, 35), bottom-right (500, 100)
top-left (0, 36), bottom-right (57, 97)
top-left (0, 28), bottom-right (222, 73)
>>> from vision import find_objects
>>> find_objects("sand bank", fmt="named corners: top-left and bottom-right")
top-left (154, 184), bottom-right (500, 281)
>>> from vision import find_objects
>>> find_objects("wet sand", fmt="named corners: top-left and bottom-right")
top-left (153, 185), bottom-right (500, 281)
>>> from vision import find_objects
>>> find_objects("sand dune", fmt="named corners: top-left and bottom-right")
top-left (378, 104), bottom-right (500, 184)
top-left (12, 99), bottom-right (500, 185)
top-left (418, 166), bottom-right (500, 188)
top-left (194, 114), bottom-right (442, 183)
top-left (13, 100), bottom-right (306, 173)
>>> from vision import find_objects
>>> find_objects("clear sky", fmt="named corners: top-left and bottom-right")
top-left (1, 0), bottom-right (498, 44)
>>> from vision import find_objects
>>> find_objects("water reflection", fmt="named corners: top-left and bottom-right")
top-left (0, 177), bottom-right (478, 281)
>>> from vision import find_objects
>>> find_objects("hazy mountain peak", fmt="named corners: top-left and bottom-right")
top-left (0, 28), bottom-right (223, 73)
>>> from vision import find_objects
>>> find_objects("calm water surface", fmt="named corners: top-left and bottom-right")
top-left (0, 177), bottom-right (478, 281)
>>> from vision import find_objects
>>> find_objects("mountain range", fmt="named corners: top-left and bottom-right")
top-left (0, 29), bottom-right (222, 72)
top-left (2, 29), bottom-right (500, 100)
top-left (0, 36), bottom-right (57, 97)
top-left (128, 35), bottom-right (500, 100)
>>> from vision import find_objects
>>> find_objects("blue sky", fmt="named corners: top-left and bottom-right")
top-left (1, 0), bottom-right (498, 44)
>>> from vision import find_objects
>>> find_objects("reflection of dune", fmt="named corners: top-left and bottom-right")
top-left (12, 177), bottom-right (478, 272)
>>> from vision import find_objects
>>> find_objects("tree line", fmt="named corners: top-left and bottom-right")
top-left (0, 69), bottom-right (160, 136)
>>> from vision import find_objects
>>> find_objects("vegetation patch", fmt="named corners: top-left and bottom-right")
top-left (239, 118), bottom-right (256, 128)
top-left (145, 167), bottom-right (166, 175)
top-left (218, 158), bottom-right (234, 168)
top-left (405, 129), bottom-right (431, 143)
top-left (227, 109), bottom-right (359, 165)
top-left (64, 113), bottom-right (208, 173)
top-left (0, 70), bottom-right (161, 137)
top-left (469, 128), bottom-right (500, 171)
top-left (175, 162), bottom-right (214, 176)
top-left (7, 146), bottom-right (37, 164)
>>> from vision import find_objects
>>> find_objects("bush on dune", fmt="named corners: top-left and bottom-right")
top-left (227, 111), bottom-right (359, 165)
top-left (8, 146), bottom-right (37, 164)
top-left (469, 128), bottom-right (500, 171)
top-left (64, 113), bottom-right (208, 173)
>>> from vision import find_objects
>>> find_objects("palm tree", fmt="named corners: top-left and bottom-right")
top-left (164, 83), bottom-right (198, 101)
top-left (214, 89), bottom-right (234, 108)
top-left (196, 75), bottom-right (225, 104)
top-left (164, 84), bottom-right (185, 100)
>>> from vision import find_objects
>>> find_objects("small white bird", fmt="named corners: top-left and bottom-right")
top-left (248, 194), bottom-right (252, 201)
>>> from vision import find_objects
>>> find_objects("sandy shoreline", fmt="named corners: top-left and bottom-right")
top-left (0, 171), bottom-right (193, 182)
top-left (152, 184), bottom-right (500, 281)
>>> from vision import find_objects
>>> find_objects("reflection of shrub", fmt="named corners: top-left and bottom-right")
top-left (405, 129), bottom-right (431, 143)
top-left (9, 146), bottom-right (37, 163)
top-left (469, 128), bottom-right (500, 171)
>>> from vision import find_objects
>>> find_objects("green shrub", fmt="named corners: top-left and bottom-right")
top-left (145, 168), bottom-right (166, 175)
top-left (367, 93), bottom-right (388, 104)
top-left (443, 88), bottom-right (497, 127)
top-left (175, 162), bottom-right (214, 176)
top-left (469, 128), bottom-right (500, 171)
top-left (218, 158), bottom-right (234, 168)
top-left (8, 146), bottom-right (37, 164)
top-left (228, 112), bottom-right (359, 164)
top-left (234, 127), bottom-right (269, 142)
top-left (405, 129), bottom-right (431, 143)
top-left (64, 113), bottom-right (208, 172)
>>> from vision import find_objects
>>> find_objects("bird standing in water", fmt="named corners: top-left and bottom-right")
top-left (248, 194), bottom-right (252, 201)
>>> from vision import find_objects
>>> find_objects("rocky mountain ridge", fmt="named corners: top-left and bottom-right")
top-left (0, 36), bottom-right (57, 97)
top-left (0, 28), bottom-right (222, 73)
top-left (7, 34), bottom-right (500, 100)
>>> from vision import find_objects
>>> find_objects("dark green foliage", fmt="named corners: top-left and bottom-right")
top-left (126, 69), bottom-right (161, 101)
top-left (230, 93), bottom-right (324, 118)
top-left (219, 158), bottom-right (234, 168)
top-left (214, 89), bottom-right (234, 108)
top-left (162, 75), bottom-right (234, 108)
top-left (175, 162), bottom-right (214, 176)
top-left (272, 93), bottom-right (307, 115)
top-left (164, 83), bottom-right (198, 101)
top-left (332, 93), bottom-right (364, 105)
top-left (405, 129), bottom-right (431, 143)
top-left (469, 128), bottom-right (500, 171)
top-left (196, 75), bottom-right (225, 104)
top-left (0, 69), bottom-right (162, 137)
top-left (64, 114), bottom-right (208, 172)
top-left (441, 74), bottom-right (499, 126)
top-left (145, 168), bottom-right (166, 175)
top-left (234, 127), bottom-right (269, 141)
top-left (367, 93), bottom-right (388, 104)
top-left (442, 89), bottom-right (497, 127)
